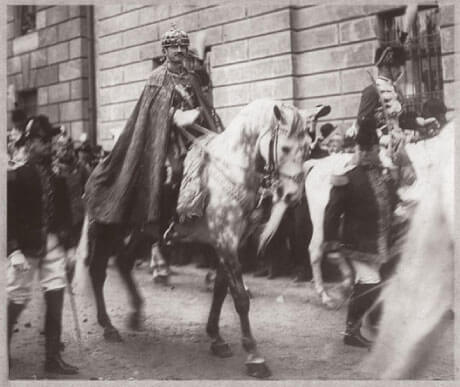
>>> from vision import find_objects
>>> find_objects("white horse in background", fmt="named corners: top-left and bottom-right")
top-left (367, 120), bottom-right (454, 379)
top-left (305, 126), bottom-right (443, 308)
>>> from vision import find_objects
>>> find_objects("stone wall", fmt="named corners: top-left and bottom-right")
top-left (7, 5), bottom-right (91, 140)
top-left (94, 3), bottom-right (291, 149)
top-left (94, 3), bottom-right (456, 149)
top-left (292, 4), bottom-right (456, 132)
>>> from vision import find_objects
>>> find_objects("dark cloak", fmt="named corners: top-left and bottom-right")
top-left (85, 65), bottom-right (175, 226)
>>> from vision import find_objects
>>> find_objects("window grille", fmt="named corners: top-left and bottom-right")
top-left (379, 6), bottom-right (444, 114)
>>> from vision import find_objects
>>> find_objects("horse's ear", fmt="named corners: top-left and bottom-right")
top-left (273, 105), bottom-right (282, 121)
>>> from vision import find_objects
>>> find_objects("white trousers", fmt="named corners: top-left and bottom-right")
top-left (351, 260), bottom-right (381, 285)
top-left (7, 234), bottom-right (67, 305)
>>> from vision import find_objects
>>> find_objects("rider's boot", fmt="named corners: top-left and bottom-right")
top-left (44, 289), bottom-right (79, 374)
top-left (343, 283), bottom-right (380, 348)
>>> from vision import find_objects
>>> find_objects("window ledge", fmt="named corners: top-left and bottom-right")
top-left (12, 31), bottom-right (39, 56)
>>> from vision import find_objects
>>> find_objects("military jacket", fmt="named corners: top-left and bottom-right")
top-left (8, 162), bottom-right (72, 257)
top-left (323, 160), bottom-right (398, 265)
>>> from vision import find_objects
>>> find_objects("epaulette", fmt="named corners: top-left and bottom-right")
top-left (330, 164), bottom-right (356, 186)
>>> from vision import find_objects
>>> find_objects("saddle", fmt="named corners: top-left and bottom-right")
top-left (176, 136), bottom-right (213, 222)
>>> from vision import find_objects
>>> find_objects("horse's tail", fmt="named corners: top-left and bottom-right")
top-left (72, 213), bottom-right (92, 297)
top-left (257, 200), bottom-right (288, 255)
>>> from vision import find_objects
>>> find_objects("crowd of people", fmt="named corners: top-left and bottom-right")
top-left (6, 15), bottom-right (447, 377)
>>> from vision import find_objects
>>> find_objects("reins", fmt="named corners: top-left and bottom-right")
top-left (175, 110), bottom-right (305, 209)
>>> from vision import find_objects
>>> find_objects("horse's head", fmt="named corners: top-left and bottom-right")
top-left (379, 130), bottom-right (416, 187)
top-left (254, 101), bottom-right (311, 253)
top-left (256, 102), bottom-right (311, 206)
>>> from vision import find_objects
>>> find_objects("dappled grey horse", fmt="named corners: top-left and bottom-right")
top-left (74, 99), bottom-right (311, 378)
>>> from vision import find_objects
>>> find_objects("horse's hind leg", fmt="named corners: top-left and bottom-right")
top-left (115, 230), bottom-right (144, 331)
top-left (221, 251), bottom-right (271, 378)
top-left (206, 262), bottom-right (233, 358)
top-left (88, 222), bottom-right (122, 342)
top-left (311, 252), bottom-right (336, 308)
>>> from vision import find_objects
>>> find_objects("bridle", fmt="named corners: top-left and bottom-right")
top-left (257, 119), bottom-right (306, 203)
top-left (176, 111), bottom-right (306, 209)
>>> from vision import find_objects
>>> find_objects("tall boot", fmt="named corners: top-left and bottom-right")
top-left (343, 283), bottom-right (380, 348)
top-left (44, 289), bottom-right (79, 375)
top-left (8, 302), bottom-right (25, 357)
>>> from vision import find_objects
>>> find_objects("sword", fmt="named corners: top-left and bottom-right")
top-left (63, 249), bottom-right (84, 356)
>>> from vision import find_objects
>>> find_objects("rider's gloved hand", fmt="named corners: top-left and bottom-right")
top-left (173, 108), bottom-right (201, 128)
top-left (9, 250), bottom-right (30, 272)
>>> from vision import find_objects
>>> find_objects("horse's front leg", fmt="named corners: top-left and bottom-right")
top-left (220, 250), bottom-right (271, 378)
top-left (206, 261), bottom-right (233, 358)
top-left (115, 231), bottom-right (144, 331)
top-left (88, 222), bottom-right (122, 342)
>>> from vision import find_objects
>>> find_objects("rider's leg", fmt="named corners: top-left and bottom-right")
top-left (291, 193), bottom-right (313, 282)
top-left (344, 261), bottom-right (381, 348)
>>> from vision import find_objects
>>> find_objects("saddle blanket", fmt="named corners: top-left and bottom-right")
top-left (177, 135), bottom-right (214, 222)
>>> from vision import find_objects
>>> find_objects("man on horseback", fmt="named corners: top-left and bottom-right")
top-left (322, 36), bottom-right (439, 348)
top-left (7, 115), bottom-right (79, 374)
top-left (84, 26), bottom-right (223, 284)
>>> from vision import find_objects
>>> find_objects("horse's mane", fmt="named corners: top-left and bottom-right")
top-left (225, 99), bottom-right (305, 138)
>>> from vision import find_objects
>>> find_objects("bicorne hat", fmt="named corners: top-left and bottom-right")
top-left (374, 43), bottom-right (406, 67)
top-left (16, 115), bottom-right (61, 146)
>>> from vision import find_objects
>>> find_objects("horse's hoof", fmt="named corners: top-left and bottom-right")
top-left (210, 342), bottom-right (233, 358)
top-left (245, 360), bottom-right (271, 378)
top-left (153, 275), bottom-right (169, 286)
top-left (128, 312), bottom-right (143, 331)
top-left (324, 299), bottom-right (338, 309)
top-left (103, 327), bottom-right (123, 342)
top-left (321, 292), bottom-right (338, 309)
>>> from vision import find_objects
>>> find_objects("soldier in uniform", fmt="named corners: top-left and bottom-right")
top-left (7, 115), bottom-right (79, 374)
top-left (356, 42), bottom-right (437, 163)
top-left (322, 112), bottom-right (399, 348)
top-left (84, 26), bottom-right (222, 284)
top-left (322, 41), bottom-right (438, 348)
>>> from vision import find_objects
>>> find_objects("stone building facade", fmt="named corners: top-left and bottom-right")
top-left (7, 5), bottom-right (93, 141)
top-left (7, 3), bottom-right (456, 150)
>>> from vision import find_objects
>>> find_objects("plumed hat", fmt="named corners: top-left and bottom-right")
top-left (16, 115), bottom-right (61, 146)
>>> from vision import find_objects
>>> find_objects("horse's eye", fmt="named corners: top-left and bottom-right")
top-left (281, 146), bottom-right (291, 154)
